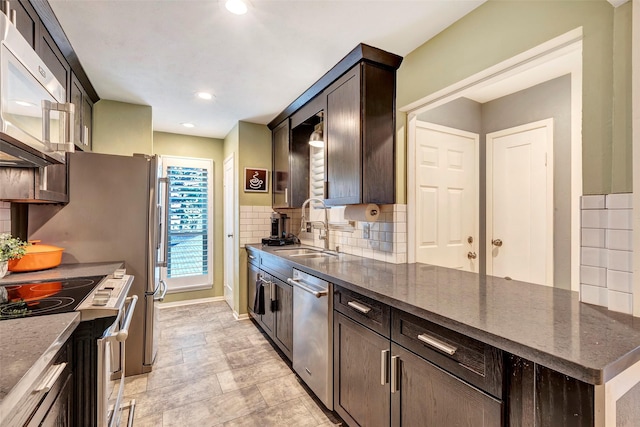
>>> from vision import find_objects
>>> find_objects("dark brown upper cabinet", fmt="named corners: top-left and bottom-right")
top-left (71, 72), bottom-right (93, 151)
top-left (11, 0), bottom-right (40, 49)
top-left (268, 44), bottom-right (401, 207)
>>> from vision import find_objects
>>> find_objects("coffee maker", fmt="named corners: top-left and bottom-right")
top-left (262, 213), bottom-right (295, 246)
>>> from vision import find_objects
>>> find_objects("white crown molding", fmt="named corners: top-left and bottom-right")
top-left (607, 0), bottom-right (629, 7)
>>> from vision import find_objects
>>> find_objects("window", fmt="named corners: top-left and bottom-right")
top-left (160, 156), bottom-right (214, 292)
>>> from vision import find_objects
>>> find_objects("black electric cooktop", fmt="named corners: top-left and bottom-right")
top-left (0, 276), bottom-right (104, 320)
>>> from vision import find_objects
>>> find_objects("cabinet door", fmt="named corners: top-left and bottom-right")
top-left (334, 311), bottom-right (390, 427)
top-left (82, 94), bottom-right (93, 151)
top-left (272, 119), bottom-right (290, 208)
top-left (391, 344), bottom-right (502, 427)
top-left (70, 74), bottom-right (83, 148)
top-left (40, 373), bottom-right (73, 427)
top-left (325, 65), bottom-right (362, 205)
top-left (247, 261), bottom-right (259, 317)
top-left (38, 25), bottom-right (70, 95)
top-left (12, 0), bottom-right (40, 49)
top-left (273, 277), bottom-right (293, 359)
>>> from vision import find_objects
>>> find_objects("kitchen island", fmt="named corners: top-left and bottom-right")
top-left (248, 244), bottom-right (640, 426)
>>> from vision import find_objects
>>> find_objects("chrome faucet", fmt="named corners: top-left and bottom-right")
top-left (300, 197), bottom-right (330, 250)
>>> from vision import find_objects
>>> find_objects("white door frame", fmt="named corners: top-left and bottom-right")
top-left (412, 120), bottom-right (479, 270)
top-left (405, 28), bottom-right (582, 292)
top-left (486, 118), bottom-right (554, 285)
top-left (223, 154), bottom-right (236, 310)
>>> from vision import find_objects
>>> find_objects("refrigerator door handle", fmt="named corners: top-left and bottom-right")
top-left (154, 280), bottom-right (168, 302)
top-left (158, 177), bottom-right (169, 268)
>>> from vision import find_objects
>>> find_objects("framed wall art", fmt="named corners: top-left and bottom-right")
top-left (244, 168), bottom-right (268, 192)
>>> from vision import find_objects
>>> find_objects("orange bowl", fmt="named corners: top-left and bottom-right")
top-left (8, 241), bottom-right (64, 272)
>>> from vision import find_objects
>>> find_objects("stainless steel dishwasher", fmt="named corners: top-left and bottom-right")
top-left (287, 269), bottom-right (333, 410)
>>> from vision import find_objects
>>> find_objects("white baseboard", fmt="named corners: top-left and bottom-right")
top-left (159, 296), bottom-right (225, 309)
top-left (234, 311), bottom-right (250, 320)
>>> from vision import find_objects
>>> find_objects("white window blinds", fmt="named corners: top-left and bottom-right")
top-left (161, 156), bottom-right (214, 292)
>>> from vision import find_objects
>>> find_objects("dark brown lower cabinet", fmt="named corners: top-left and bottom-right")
top-left (334, 311), bottom-right (390, 427)
top-left (39, 373), bottom-right (73, 427)
top-left (391, 343), bottom-right (502, 427)
top-left (273, 277), bottom-right (293, 358)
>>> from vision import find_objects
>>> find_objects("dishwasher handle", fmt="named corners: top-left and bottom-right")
top-left (287, 277), bottom-right (328, 298)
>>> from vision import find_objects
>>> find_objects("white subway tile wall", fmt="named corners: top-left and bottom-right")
top-left (239, 205), bottom-right (273, 247)
top-left (0, 202), bottom-right (10, 233)
top-left (580, 193), bottom-right (634, 314)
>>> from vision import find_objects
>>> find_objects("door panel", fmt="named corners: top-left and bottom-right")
top-left (415, 122), bottom-right (478, 271)
top-left (223, 155), bottom-right (235, 308)
top-left (488, 120), bottom-right (553, 286)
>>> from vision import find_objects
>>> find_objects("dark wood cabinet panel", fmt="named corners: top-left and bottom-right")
top-left (12, 0), bottom-right (40, 48)
top-left (325, 66), bottom-right (361, 205)
top-left (391, 308), bottom-right (503, 398)
top-left (70, 73), bottom-right (92, 151)
top-left (38, 24), bottom-right (70, 93)
top-left (272, 119), bottom-right (290, 208)
top-left (82, 93), bottom-right (93, 150)
top-left (274, 277), bottom-right (293, 359)
top-left (391, 344), bottom-right (502, 427)
top-left (247, 259), bottom-right (259, 317)
top-left (324, 62), bottom-right (397, 206)
top-left (39, 372), bottom-right (73, 427)
top-left (334, 311), bottom-right (391, 427)
top-left (261, 273), bottom-right (276, 335)
top-left (334, 285), bottom-right (390, 337)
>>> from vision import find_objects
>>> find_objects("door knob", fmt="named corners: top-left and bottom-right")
top-left (467, 252), bottom-right (477, 260)
top-left (492, 239), bottom-right (503, 247)
top-left (227, 234), bottom-right (233, 238)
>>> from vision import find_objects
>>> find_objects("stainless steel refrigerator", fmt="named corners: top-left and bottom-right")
top-left (28, 151), bottom-right (167, 376)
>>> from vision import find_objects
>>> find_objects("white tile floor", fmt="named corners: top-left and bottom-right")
top-left (120, 301), bottom-right (341, 426)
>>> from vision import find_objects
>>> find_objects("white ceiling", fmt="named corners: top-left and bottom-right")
top-left (49, 0), bottom-right (485, 139)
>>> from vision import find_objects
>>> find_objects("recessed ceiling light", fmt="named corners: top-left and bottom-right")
top-left (225, 0), bottom-right (248, 15)
top-left (14, 100), bottom-right (35, 107)
top-left (196, 92), bottom-right (213, 100)
top-left (181, 122), bottom-right (195, 128)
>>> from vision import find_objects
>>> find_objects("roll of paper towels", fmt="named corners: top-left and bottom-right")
top-left (344, 204), bottom-right (380, 222)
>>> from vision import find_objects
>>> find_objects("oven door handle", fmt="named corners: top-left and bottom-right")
top-left (114, 295), bottom-right (138, 342)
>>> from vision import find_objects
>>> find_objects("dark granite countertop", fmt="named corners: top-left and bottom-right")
top-left (249, 244), bottom-right (640, 385)
top-left (0, 312), bottom-right (79, 424)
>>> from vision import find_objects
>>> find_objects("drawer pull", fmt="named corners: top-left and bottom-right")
top-left (35, 362), bottom-right (67, 393)
top-left (390, 355), bottom-right (399, 393)
top-left (380, 349), bottom-right (389, 385)
top-left (347, 301), bottom-right (371, 314)
top-left (417, 333), bottom-right (457, 355)
top-left (248, 254), bottom-right (256, 260)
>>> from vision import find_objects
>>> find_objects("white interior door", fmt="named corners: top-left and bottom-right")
top-left (487, 119), bottom-right (554, 286)
top-left (414, 122), bottom-right (479, 271)
top-left (223, 155), bottom-right (235, 309)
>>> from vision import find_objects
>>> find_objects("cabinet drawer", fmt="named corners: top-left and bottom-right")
top-left (247, 247), bottom-right (260, 267)
top-left (391, 309), bottom-right (503, 398)
top-left (334, 286), bottom-right (390, 337)
top-left (260, 252), bottom-right (292, 282)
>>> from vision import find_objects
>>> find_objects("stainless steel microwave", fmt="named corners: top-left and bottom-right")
top-left (0, 8), bottom-right (74, 168)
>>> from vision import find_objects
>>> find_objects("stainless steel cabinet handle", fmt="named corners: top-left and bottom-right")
top-left (269, 281), bottom-right (276, 301)
top-left (35, 362), bottom-right (67, 393)
top-left (417, 333), bottom-right (457, 356)
top-left (285, 188), bottom-right (288, 204)
top-left (248, 254), bottom-right (256, 260)
top-left (390, 355), bottom-right (399, 393)
top-left (380, 349), bottom-right (389, 385)
top-left (347, 300), bottom-right (371, 314)
top-left (287, 278), bottom-right (327, 298)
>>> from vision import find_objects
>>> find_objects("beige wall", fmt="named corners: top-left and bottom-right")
top-left (397, 0), bottom-right (631, 195)
top-left (92, 100), bottom-right (153, 155)
top-left (154, 132), bottom-right (226, 304)
top-left (223, 121), bottom-right (272, 315)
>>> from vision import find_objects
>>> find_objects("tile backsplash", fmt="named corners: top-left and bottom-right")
top-left (0, 202), bottom-right (10, 234)
top-left (239, 203), bottom-right (409, 264)
top-left (580, 193), bottom-right (634, 314)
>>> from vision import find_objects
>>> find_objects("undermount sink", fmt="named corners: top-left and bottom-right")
top-left (274, 247), bottom-right (338, 259)
top-left (274, 248), bottom-right (322, 255)
top-left (288, 252), bottom-right (338, 259)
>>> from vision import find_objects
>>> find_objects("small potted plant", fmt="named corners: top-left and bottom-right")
top-left (0, 234), bottom-right (28, 278)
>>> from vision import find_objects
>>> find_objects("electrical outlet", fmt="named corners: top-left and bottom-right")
top-left (363, 223), bottom-right (371, 239)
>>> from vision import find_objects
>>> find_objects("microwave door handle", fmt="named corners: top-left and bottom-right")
top-left (41, 100), bottom-right (75, 153)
